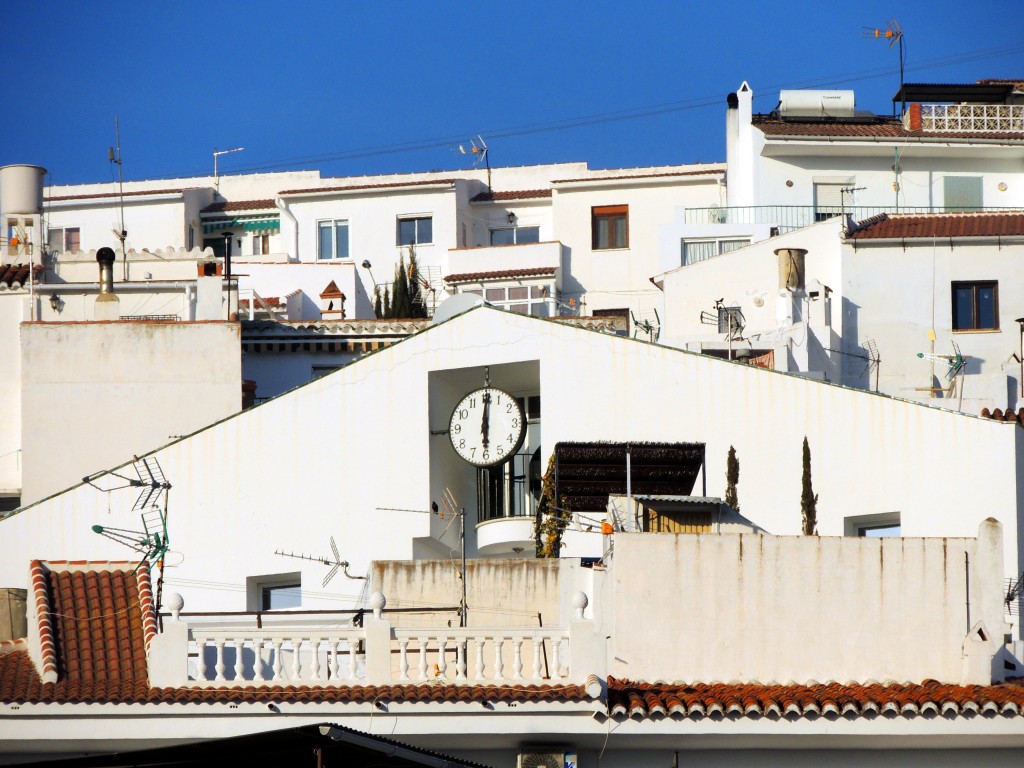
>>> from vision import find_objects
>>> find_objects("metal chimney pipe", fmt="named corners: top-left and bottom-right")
top-left (96, 247), bottom-right (116, 297)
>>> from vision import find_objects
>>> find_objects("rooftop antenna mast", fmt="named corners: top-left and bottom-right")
top-left (213, 146), bottom-right (245, 191)
top-left (455, 135), bottom-right (491, 191)
top-left (86, 456), bottom-right (173, 613)
top-left (274, 536), bottom-right (368, 586)
top-left (108, 117), bottom-right (128, 280)
top-left (865, 19), bottom-right (906, 116)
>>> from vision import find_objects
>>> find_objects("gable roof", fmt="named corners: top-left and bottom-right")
top-left (848, 212), bottom-right (1024, 240)
top-left (471, 189), bottom-right (552, 202)
top-left (445, 266), bottom-right (556, 284)
top-left (201, 199), bottom-right (276, 214)
top-left (320, 280), bottom-right (345, 299)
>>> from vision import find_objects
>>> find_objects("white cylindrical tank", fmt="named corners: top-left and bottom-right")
top-left (779, 90), bottom-right (855, 117)
top-left (0, 164), bottom-right (47, 215)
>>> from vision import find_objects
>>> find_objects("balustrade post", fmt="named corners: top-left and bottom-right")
top-left (195, 637), bottom-right (208, 681)
top-left (291, 637), bottom-right (303, 680)
top-left (493, 638), bottom-right (505, 681)
top-left (474, 638), bottom-right (486, 681)
top-left (456, 641), bottom-right (467, 682)
top-left (233, 640), bottom-right (245, 681)
top-left (271, 640), bottom-right (284, 681)
top-left (417, 638), bottom-right (429, 681)
top-left (437, 638), bottom-right (448, 679)
top-left (398, 639), bottom-right (411, 681)
top-left (253, 640), bottom-right (265, 682)
top-left (532, 637), bottom-right (543, 680)
top-left (511, 638), bottom-right (524, 680)
top-left (329, 640), bottom-right (340, 681)
top-left (309, 639), bottom-right (321, 681)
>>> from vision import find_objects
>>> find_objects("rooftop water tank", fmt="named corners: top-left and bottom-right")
top-left (0, 164), bottom-right (47, 215)
top-left (779, 90), bottom-right (855, 118)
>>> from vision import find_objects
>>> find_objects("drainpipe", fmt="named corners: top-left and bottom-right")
top-left (275, 196), bottom-right (298, 260)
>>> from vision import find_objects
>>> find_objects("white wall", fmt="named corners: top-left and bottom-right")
top-left (0, 296), bottom-right (27, 495)
top-left (19, 321), bottom-right (242, 504)
top-left (612, 521), bottom-right (1006, 684)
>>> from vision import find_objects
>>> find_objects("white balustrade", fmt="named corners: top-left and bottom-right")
top-left (190, 629), bottom-right (366, 686)
top-left (392, 628), bottom-right (571, 685)
top-left (188, 625), bottom-right (572, 687)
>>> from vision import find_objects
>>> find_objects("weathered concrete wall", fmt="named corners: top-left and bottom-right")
top-left (20, 321), bottom-right (241, 504)
top-left (611, 520), bottom-right (1007, 685)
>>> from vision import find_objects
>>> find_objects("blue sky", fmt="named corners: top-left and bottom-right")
top-left (4, 1), bottom-right (1022, 187)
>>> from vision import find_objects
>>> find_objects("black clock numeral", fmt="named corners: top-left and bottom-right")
top-left (458, 409), bottom-right (468, 420)
top-left (506, 402), bottom-right (513, 413)
top-left (452, 423), bottom-right (461, 434)
top-left (458, 439), bottom-right (465, 449)
top-left (508, 433), bottom-right (515, 444)
top-left (468, 397), bottom-right (476, 408)
top-left (482, 450), bottom-right (489, 461)
top-left (497, 445), bottom-right (504, 456)
top-left (512, 418), bottom-right (518, 429)
top-left (470, 448), bottom-right (476, 458)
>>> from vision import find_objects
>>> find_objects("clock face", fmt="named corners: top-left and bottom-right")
top-left (449, 387), bottom-right (526, 466)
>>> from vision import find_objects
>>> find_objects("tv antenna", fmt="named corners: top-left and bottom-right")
top-left (630, 308), bottom-right (661, 342)
top-left (865, 19), bottom-right (906, 115)
top-left (1005, 573), bottom-right (1024, 616)
top-left (916, 341), bottom-right (968, 406)
top-left (87, 456), bottom-right (172, 586)
top-left (108, 116), bottom-right (128, 280)
top-left (275, 536), bottom-right (367, 586)
top-left (454, 135), bottom-right (491, 190)
top-left (213, 146), bottom-right (245, 189)
top-left (701, 299), bottom-right (745, 359)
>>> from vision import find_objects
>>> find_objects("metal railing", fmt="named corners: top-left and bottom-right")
top-left (684, 205), bottom-right (1024, 232)
top-left (478, 451), bottom-right (535, 522)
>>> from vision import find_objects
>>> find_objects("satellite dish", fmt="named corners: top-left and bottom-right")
top-left (432, 292), bottom-right (489, 325)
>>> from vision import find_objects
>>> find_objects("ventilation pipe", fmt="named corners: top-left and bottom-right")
top-left (94, 246), bottom-right (120, 320)
top-left (774, 248), bottom-right (806, 292)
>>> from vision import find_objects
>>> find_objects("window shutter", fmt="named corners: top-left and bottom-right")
top-left (943, 176), bottom-right (983, 211)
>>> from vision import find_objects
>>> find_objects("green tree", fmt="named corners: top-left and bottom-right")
top-left (373, 286), bottom-right (383, 318)
top-left (725, 445), bottom-right (740, 513)
top-left (390, 256), bottom-right (411, 318)
top-left (535, 454), bottom-right (571, 558)
top-left (801, 436), bottom-right (818, 535)
top-left (406, 247), bottom-right (427, 318)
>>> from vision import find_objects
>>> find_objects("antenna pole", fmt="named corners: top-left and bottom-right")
top-left (460, 506), bottom-right (467, 627)
top-left (112, 116), bottom-right (127, 281)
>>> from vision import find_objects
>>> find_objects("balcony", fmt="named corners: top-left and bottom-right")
top-left (684, 205), bottom-right (1024, 232)
top-left (149, 591), bottom-right (599, 689)
top-left (447, 241), bottom-right (563, 280)
top-left (907, 103), bottom-right (1024, 133)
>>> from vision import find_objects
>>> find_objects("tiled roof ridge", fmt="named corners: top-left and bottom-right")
top-left (0, 263), bottom-right (43, 289)
top-left (29, 560), bottom-right (57, 684)
top-left (607, 677), bottom-right (1024, 720)
top-left (280, 179), bottom-right (458, 195)
top-left (0, 638), bottom-right (26, 656)
top-left (201, 199), bottom-right (277, 213)
top-left (980, 407), bottom-right (1024, 425)
top-left (848, 211), bottom-right (1024, 240)
top-left (135, 564), bottom-right (158, 654)
top-left (445, 266), bottom-right (556, 283)
top-left (471, 189), bottom-right (553, 202)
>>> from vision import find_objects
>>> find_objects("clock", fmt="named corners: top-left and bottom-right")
top-left (449, 387), bottom-right (526, 466)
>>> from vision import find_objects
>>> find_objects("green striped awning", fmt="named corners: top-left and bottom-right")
top-left (203, 217), bottom-right (280, 234)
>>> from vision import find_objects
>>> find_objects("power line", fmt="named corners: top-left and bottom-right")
top-left (211, 42), bottom-right (1024, 177)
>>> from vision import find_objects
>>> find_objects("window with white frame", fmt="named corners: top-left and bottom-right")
top-left (246, 572), bottom-right (301, 611)
top-left (252, 232), bottom-right (270, 256)
top-left (463, 284), bottom-right (552, 317)
top-left (47, 227), bottom-right (80, 253)
top-left (681, 237), bottom-right (750, 266)
top-left (317, 219), bottom-right (349, 260)
top-left (489, 226), bottom-right (540, 246)
top-left (844, 512), bottom-right (901, 538)
top-left (397, 216), bottom-right (432, 246)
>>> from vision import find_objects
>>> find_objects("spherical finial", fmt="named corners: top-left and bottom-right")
top-left (369, 591), bottom-right (386, 620)
top-left (572, 591), bottom-right (589, 619)
top-left (165, 592), bottom-right (184, 620)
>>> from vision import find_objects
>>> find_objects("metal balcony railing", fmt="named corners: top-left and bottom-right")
top-left (683, 205), bottom-right (1024, 232)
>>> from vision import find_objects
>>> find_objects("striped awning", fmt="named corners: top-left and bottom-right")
top-left (203, 217), bottom-right (280, 234)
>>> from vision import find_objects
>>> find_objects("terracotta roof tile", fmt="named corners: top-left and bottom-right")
top-left (848, 212), bottom-right (1024, 239)
top-left (201, 199), bottom-right (276, 214)
top-left (471, 189), bottom-right (553, 202)
top-left (445, 267), bottom-right (556, 283)
top-left (551, 169), bottom-right (722, 184)
top-left (280, 179), bottom-right (457, 196)
top-left (753, 116), bottom-right (1024, 140)
top-left (46, 189), bottom-right (188, 202)
top-left (0, 264), bottom-right (42, 289)
top-left (607, 678), bottom-right (1024, 720)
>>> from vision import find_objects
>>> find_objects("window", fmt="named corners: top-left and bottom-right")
top-left (47, 227), bottom-right (80, 253)
top-left (592, 205), bottom-right (628, 249)
top-left (944, 176), bottom-right (983, 211)
top-left (813, 183), bottom-right (845, 222)
top-left (845, 512), bottom-right (901, 538)
top-left (398, 216), bottom-right (432, 246)
top-left (477, 284), bottom-right (552, 316)
top-left (489, 226), bottom-right (540, 246)
top-left (252, 233), bottom-right (270, 256)
top-left (246, 572), bottom-right (301, 611)
top-left (680, 238), bottom-right (752, 266)
top-left (318, 219), bottom-right (349, 260)
top-left (952, 281), bottom-right (998, 331)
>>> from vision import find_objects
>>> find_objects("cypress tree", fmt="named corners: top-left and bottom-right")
top-left (382, 286), bottom-right (392, 318)
top-left (801, 436), bottom-right (818, 535)
top-left (373, 286), bottom-right (382, 318)
top-left (407, 248), bottom-right (427, 319)
top-left (725, 445), bottom-right (740, 513)
top-left (391, 256), bottom-right (410, 318)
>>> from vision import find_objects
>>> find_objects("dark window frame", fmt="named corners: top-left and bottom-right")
top-left (591, 205), bottom-right (629, 250)
top-left (952, 280), bottom-right (998, 331)
top-left (397, 216), bottom-right (433, 246)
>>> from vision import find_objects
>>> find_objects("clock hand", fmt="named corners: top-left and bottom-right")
top-left (481, 391), bottom-right (491, 450)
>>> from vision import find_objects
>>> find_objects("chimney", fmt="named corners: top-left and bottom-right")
top-left (95, 246), bottom-right (120, 320)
